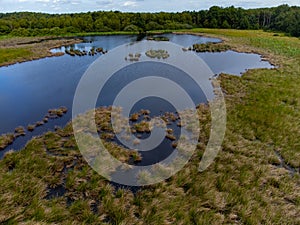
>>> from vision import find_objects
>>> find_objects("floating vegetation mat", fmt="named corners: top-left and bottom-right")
top-left (145, 49), bottom-right (170, 59)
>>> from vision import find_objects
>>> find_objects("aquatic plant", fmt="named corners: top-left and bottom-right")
top-left (130, 113), bottom-right (139, 122)
top-left (192, 42), bottom-right (231, 52)
top-left (147, 36), bottom-right (170, 41)
top-left (134, 121), bottom-right (151, 133)
top-left (96, 47), bottom-right (103, 53)
top-left (171, 142), bottom-right (178, 148)
top-left (131, 150), bottom-right (142, 162)
top-left (48, 106), bottom-right (68, 119)
top-left (166, 134), bottom-right (176, 141)
top-left (145, 49), bottom-right (170, 59)
top-left (166, 128), bottom-right (174, 134)
top-left (14, 126), bottom-right (25, 137)
top-left (27, 124), bottom-right (35, 132)
top-left (0, 133), bottom-right (15, 150)
top-left (125, 52), bottom-right (141, 62)
top-left (35, 121), bottom-right (44, 127)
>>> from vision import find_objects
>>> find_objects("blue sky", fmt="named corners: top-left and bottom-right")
top-left (0, 0), bottom-right (299, 13)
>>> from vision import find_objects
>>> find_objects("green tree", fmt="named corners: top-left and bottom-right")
top-left (145, 21), bottom-right (163, 31)
top-left (221, 20), bottom-right (231, 28)
top-left (123, 24), bottom-right (139, 32)
top-left (210, 18), bottom-right (218, 28)
top-left (240, 17), bottom-right (250, 29)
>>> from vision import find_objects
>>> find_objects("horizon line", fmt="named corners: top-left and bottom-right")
top-left (1, 4), bottom-right (298, 15)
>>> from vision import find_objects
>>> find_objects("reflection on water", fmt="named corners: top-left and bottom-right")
top-left (198, 50), bottom-right (274, 75)
top-left (0, 34), bottom-right (274, 155)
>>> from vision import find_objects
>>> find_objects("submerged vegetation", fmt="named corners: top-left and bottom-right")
top-left (0, 29), bottom-right (299, 224)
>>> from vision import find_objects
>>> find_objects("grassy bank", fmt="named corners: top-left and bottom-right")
top-left (60, 31), bottom-right (139, 37)
top-left (0, 36), bottom-right (83, 67)
top-left (0, 29), bottom-right (299, 224)
top-left (0, 48), bottom-right (33, 66)
top-left (1, 28), bottom-right (298, 68)
top-left (0, 31), bottom-right (139, 67)
top-left (181, 28), bottom-right (300, 167)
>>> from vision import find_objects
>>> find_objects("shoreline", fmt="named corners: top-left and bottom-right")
top-left (174, 31), bottom-right (280, 67)
top-left (0, 36), bottom-right (83, 67)
top-left (0, 30), bottom-right (278, 69)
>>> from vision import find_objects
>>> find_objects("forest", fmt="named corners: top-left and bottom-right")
top-left (0, 4), bottom-right (299, 37)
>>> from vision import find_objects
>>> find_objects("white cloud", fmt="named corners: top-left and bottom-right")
top-left (0, 0), bottom-right (299, 13)
top-left (123, 1), bottom-right (137, 7)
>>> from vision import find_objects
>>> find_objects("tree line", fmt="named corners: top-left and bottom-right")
top-left (0, 4), bottom-right (299, 37)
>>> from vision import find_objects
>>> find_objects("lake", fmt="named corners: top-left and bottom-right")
top-left (0, 34), bottom-right (274, 157)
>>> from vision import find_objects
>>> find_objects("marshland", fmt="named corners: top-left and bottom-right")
top-left (0, 5), bottom-right (300, 224)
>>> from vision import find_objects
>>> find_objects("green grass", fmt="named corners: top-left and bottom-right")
top-left (192, 42), bottom-right (231, 52)
top-left (0, 48), bottom-right (33, 65)
top-left (181, 28), bottom-right (300, 59)
top-left (0, 37), bottom-right (82, 66)
top-left (0, 35), bottom-right (13, 40)
top-left (58, 31), bottom-right (139, 37)
top-left (179, 29), bottom-right (300, 169)
top-left (0, 31), bottom-right (139, 39)
top-left (0, 29), bottom-right (299, 224)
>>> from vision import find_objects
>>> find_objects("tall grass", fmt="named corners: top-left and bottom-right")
top-left (0, 48), bottom-right (33, 65)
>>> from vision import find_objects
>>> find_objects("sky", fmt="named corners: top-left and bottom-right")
top-left (0, 0), bottom-right (299, 13)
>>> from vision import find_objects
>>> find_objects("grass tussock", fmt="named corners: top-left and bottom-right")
top-left (192, 42), bottom-right (231, 52)
top-left (0, 134), bottom-right (15, 150)
top-left (146, 36), bottom-right (170, 41)
top-left (145, 49), bottom-right (170, 59)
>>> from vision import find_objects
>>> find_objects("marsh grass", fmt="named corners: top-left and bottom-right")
top-left (0, 37), bottom-right (82, 66)
top-left (0, 133), bottom-right (15, 150)
top-left (192, 42), bottom-right (231, 52)
top-left (0, 48), bottom-right (33, 65)
top-left (0, 29), bottom-right (299, 224)
top-left (145, 49), bottom-right (170, 59)
top-left (147, 36), bottom-right (170, 41)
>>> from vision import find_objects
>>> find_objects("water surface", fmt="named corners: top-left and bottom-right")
top-left (0, 34), bottom-right (274, 157)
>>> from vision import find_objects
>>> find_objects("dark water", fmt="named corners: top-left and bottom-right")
top-left (154, 33), bottom-right (221, 46)
top-left (0, 34), bottom-right (274, 157)
top-left (98, 61), bottom-right (206, 110)
top-left (198, 50), bottom-right (274, 75)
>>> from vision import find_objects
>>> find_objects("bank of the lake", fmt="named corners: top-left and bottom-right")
top-left (0, 31), bottom-right (165, 67)
top-left (0, 36), bottom-right (84, 67)
top-left (0, 29), bottom-right (280, 67)
top-left (0, 33), bottom-right (274, 156)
